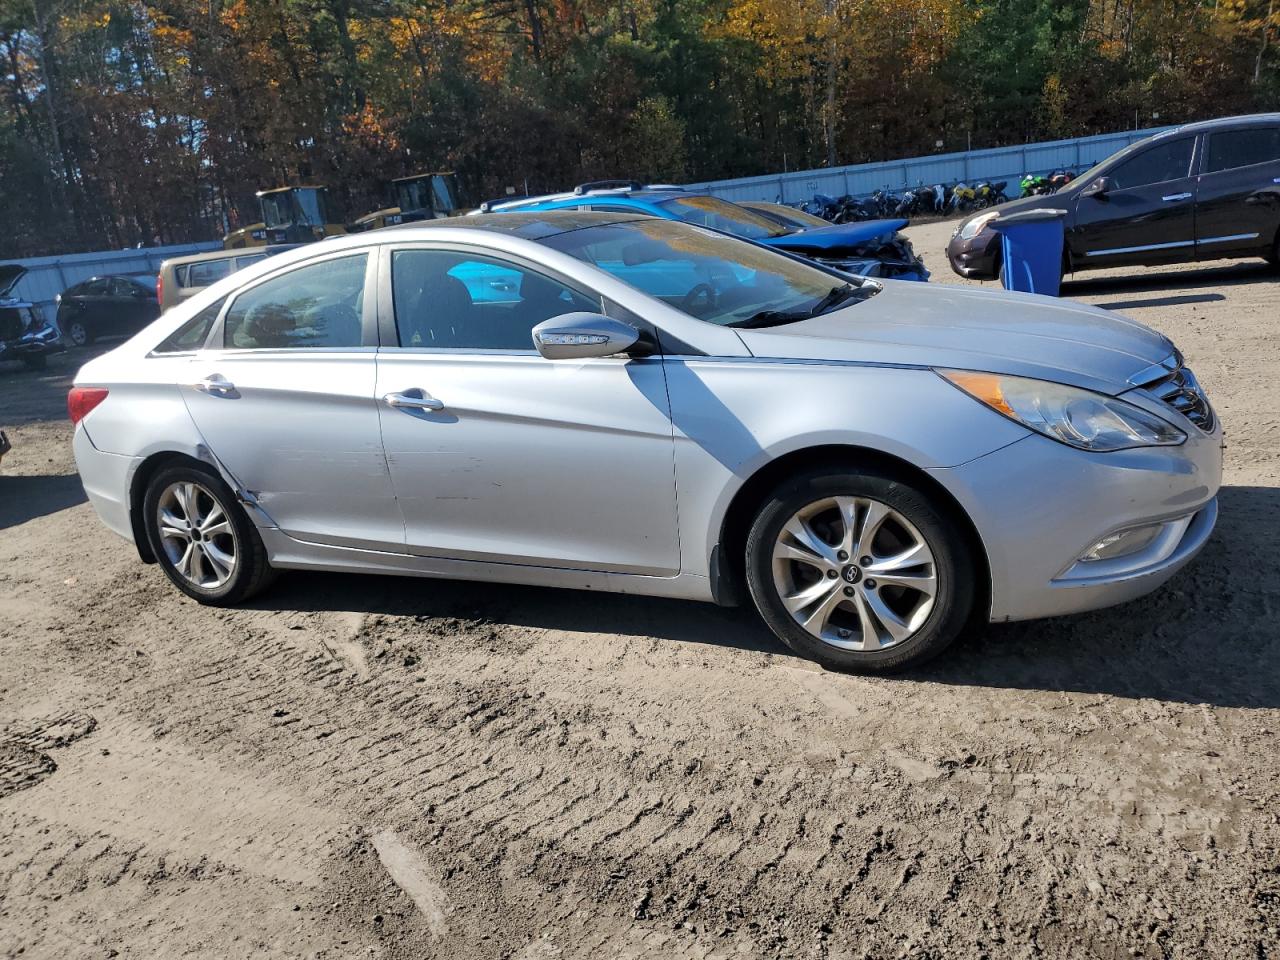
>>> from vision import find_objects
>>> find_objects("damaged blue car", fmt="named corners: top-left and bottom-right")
top-left (481, 182), bottom-right (928, 281)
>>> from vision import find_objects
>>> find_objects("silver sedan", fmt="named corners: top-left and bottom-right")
top-left (70, 212), bottom-right (1221, 672)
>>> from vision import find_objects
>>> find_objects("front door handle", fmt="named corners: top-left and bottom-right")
top-left (1161, 192), bottom-right (1193, 202)
top-left (194, 374), bottom-right (236, 396)
top-left (383, 390), bottom-right (445, 412)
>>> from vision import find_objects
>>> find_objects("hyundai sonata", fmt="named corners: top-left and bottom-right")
top-left (70, 212), bottom-right (1220, 672)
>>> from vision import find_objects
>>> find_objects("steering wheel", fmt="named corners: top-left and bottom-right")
top-left (680, 283), bottom-right (718, 315)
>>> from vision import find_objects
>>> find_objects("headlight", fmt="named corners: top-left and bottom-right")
top-left (957, 211), bottom-right (1000, 240)
top-left (939, 370), bottom-right (1185, 451)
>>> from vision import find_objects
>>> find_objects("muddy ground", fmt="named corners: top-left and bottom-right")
top-left (1, 218), bottom-right (1278, 959)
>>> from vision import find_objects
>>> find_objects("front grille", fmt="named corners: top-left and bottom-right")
top-left (1144, 364), bottom-right (1215, 433)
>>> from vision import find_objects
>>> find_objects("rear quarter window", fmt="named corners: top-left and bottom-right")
top-left (186, 259), bottom-right (234, 287)
top-left (152, 297), bottom-right (225, 354)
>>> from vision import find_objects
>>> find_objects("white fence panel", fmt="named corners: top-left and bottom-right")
top-left (687, 125), bottom-right (1172, 205)
top-left (4, 241), bottom-right (221, 315)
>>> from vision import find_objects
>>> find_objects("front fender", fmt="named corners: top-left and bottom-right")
top-left (660, 358), bottom-right (1029, 578)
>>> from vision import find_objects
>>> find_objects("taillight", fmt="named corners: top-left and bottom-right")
top-left (156, 273), bottom-right (163, 307)
top-left (68, 387), bottom-right (109, 425)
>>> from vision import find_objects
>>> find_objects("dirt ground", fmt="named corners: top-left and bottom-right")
top-left (1, 219), bottom-right (1278, 960)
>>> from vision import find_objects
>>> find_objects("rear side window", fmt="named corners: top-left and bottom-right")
top-left (1205, 128), bottom-right (1280, 174)
top-left (186, 259), bottom-right (233, 287)
top-left (1109, 139), bottom-right (1194, 189)
top-left (234, 254), bottom-right (266, 271)
top-left (152, 297), bottom-right (225, 354)
top-left (223, 254), bottom-right (367, 350)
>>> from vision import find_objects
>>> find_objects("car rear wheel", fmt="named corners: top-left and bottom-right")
top-left (66, 319), bottom-right (92, 347)
top-left (744, 467), bottom-right (975, 673)
top-left (143, 463), bottom-right (275, 605)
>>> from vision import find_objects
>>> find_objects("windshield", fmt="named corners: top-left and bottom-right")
top-left (749, 203), bottom-right (830, 229)
top-left (657, 196), bottom-right (785, 241)
top-left (260, 189), bottom-right (329, 228)
top-left (396, 175), bottom-right (457, 215)
top-left (539, 219), bottom-right (874, 327)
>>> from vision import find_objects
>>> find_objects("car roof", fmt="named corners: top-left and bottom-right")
top-left (386, 209), bottom-right (650, 240)
top-left (485, 187), bottom-right (691, 214)
top-left (1155, 112), bottom-right (1280, 137)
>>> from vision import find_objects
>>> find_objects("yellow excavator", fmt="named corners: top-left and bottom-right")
top-left (223, 186), bottom-right (346, 249)
top-left (350, 172), bottom-right (464, 232)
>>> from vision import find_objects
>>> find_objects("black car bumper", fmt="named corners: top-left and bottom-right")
top-left (946, 227), bottom-right (1001, 280)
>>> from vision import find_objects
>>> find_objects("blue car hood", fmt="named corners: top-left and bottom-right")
top-left (762, 219), bottom-right (907, 251)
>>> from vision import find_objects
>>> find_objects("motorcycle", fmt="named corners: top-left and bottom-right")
top-left (1049, 169), bottom-right (1075, 192)
top-left (1020, 173), bottom-right (1053, 197)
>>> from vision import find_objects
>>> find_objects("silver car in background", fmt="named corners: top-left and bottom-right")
top-left (70, 212), bottom-right (1221, 672)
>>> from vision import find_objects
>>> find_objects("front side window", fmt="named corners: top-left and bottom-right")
top-left (540, 219), bottom-right (875, 328)
top-left (656, 196), bottom-right (784, 240)
top-left (1109, 138), bottom-right (1194, 189)
top-left (82, 279), bottom-right (110, 296)
top-left (222, 254), bottom-right (367, 350)
top-left (1205, 127), bottom-right (1280, 174)
top-left (390, 249), bottom-right (600, 351)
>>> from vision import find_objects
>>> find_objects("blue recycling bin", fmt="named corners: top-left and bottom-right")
top-left (990, 208), bottom-right (1067, 297)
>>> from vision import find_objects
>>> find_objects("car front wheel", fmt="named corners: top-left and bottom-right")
top-left (745, 467), bottom-right (975, 673)
top-left (142, 463), bottom-right (275, 605)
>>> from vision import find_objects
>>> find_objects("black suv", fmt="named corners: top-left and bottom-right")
top-left (948, 114), bottom-right (1280, 280)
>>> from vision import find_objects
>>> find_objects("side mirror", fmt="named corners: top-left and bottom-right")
top-left (531, 313), bottom-right (640, 360)
top-left (1081, 176), bottom-right (1115, 199)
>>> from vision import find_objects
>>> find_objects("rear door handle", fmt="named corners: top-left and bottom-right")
top-left (1161, 192), bottom-right (1192, 202)
top-left (193, 374), bottom-right (236, 396)
top-left (383, 390), bottom-right (445, 412)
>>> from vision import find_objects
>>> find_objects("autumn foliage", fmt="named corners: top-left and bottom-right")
top-left (0, 0), bottom-right (1276, 256)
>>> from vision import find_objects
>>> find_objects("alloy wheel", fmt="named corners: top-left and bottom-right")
top-left (156, 480), bottom-right (238, 589)
top-left (67, 321), bottom-right (88, 347)
top-left (770, 496), bottom-right (937, 652)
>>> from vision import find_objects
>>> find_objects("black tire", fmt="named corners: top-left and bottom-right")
top-left (20, 353), bottom-right (47, 370)
top-left (142, 462), bottom-right (275, 605)
top-left (1266, 235), bottom-right (1280, 270)
top-left (744, 466), bottom-right (975, 673)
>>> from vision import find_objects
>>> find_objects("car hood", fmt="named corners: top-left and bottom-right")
top-left (953, 191), bottom-right (1078, 235)
top-left (762, 219), bottom-right (907, 251)
top-left (0, 263), bottom-right (27, 299)
top-left (735, 280), bottom-right (1173, 395)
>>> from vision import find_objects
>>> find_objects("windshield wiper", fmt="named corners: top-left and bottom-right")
top-left (728, 283), bottom-right (861, 329)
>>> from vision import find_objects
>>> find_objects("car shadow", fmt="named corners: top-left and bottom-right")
top-left (253, 573), bottom-right (788, 656)
top-left (1064, 259), bottom-right (1274, 296)
top-left (906, 484), bottom-right (1279, 709)
top-left (1095, 293), bottom-right (1224, 311)
top-left (0, 474), bottom-right (87, 529)
top-left (253, 484), bottom-right (1277, 710)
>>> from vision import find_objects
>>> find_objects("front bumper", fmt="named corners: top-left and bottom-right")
top-left (946, 228), bottom-right (1000, 280)
top-left (931, 425), bottom-right (1222, 622)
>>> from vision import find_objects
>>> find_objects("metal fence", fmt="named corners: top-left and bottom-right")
top-left (683, 126), bottom-right (1174, 205)
top-left (4, 242), bottom-right (221, 317)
